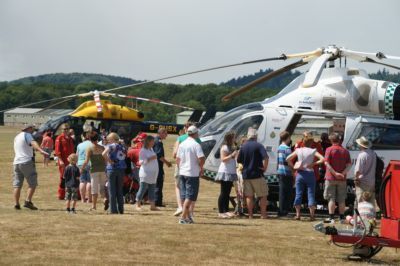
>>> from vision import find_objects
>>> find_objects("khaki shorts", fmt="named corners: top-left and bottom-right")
top-left (13, 161), bottom-right (38, 188)
top-left (243, 177), bottom-right (268, 198)
top-left (91, 172), bottom-right (107, 197)
top-left (355, 183), bottom-right (376, 206)
top-left (323, 180), bottom-right (347, 203)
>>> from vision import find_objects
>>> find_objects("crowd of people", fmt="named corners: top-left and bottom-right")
top-left (12, 122), bottom-right (379, 226)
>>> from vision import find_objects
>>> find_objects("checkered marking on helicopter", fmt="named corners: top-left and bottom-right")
top-left (385, 83), bottom-right (399, 119)
top-left (203, 169), bottom-right (279, 183)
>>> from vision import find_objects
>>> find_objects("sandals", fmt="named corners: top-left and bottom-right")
top-left (294, 216), bottom-right (301, 220)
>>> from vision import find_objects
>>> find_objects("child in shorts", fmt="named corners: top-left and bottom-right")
top-left (346, 191), bottom-right (376, 231)
top-left (63, 153), bottom-right (80, 214)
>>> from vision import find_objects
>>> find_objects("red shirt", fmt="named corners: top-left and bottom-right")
top-left (295, 140), bottom-right (323, 181)
top-left (41, 135), bottom-right (54, 149)
top-left (55, 133), bottom-right (74, 163)
top-left (324, 144), bottom-right (351, 181)
top-left (127, 147), bottom-right (141, 168)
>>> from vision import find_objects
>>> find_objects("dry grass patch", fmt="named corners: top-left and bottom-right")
top-left (0, 126), bottom-right (399, 265)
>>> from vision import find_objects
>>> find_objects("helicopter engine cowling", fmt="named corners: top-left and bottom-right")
top-left (383, 83), bottom-right (400, 120)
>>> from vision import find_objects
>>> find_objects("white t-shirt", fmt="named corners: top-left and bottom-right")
top-left (13, 132), bottom-right (34, 165)
top-left (218, 145), bottom-right (237, 174)
top-left (295, 147), bottom-right (316, 171)
top-left (139, 148), bottom-right (159, 184)
top-left (177, 137), bottom-right (204, 177)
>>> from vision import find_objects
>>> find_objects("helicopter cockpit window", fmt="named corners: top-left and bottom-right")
top-left (200, 103), bottom-right (263, 137)
top-left (214, 115), bottom-right (264, 159)
top-left (233, 115), bottom-right (264, 144)
top-left (348, 123), bottom-right (400, 150)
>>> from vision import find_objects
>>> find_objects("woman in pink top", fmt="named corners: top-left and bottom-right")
top-left (41, 131), bottom-right (54, 167)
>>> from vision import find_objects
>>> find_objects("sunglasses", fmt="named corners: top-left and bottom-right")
top-left (63, 128), bottom-right (70, 130)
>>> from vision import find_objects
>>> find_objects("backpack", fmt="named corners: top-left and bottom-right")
top-left (375, 153), bottom-right (385, 194)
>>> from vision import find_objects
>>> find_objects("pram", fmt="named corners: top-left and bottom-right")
top-left (123, 167), bottom-right (140, 204)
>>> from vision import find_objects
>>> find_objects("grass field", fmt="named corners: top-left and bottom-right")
top-left (0, 126), bottom-right (399, 265)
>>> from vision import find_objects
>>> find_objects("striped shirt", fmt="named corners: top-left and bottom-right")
top-left (277, 144), bottom-right (292, 176)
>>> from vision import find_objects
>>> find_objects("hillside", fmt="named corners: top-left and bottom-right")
top-left (9, 73), bottom-right (139, 86)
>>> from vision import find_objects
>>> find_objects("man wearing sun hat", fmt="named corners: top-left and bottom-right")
top-left (13, 124), bottom-right (48, 210)
top-left (354, 136), bottom-right (377, 205)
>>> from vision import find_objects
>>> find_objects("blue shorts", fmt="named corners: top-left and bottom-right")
top-left (179, 176), bottom-right (199, 201)
top-left (79, 166), bottom-right (91, 183)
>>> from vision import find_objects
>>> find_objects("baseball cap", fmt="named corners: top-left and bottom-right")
top-left (22, 124), bottom-right (35, 131)
top-left (133, 132), bottom-right (147, 143)
top-left (187, 125), bottom-right (198, 135)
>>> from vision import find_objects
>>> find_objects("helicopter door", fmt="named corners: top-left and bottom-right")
top-left (207, 113), bottom-right (265, 172)
top-left (343, 116), bottom-right (400, 179)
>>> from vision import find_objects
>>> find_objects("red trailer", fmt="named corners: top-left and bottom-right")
top-left (314, 160), bottom-right (400, 260)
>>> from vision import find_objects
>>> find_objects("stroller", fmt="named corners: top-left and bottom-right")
top-left (123, 166), bottom-right (140, 204)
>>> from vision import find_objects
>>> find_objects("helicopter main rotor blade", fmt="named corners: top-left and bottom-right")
top-left (0, 94), bottom-right (78, 113)
top-left (221, 59), bottom-right (308, 102)
top-left (302, 53), bottom-right (333, 88)
top-left (101, 92), bottom-right (195, 110)
top-left (284, 48), bottom-right (323, 60)
top-left (341, 48), bottom-right (400, 61)
top-left (103, 56), bottom-right (288, 93)
top-left (363, 57), bottom-right (400, 71)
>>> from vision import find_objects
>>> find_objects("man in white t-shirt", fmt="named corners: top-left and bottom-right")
top-left (13, 124), bottom-right (48, 210)
top-left (176, 126), bottom-right (205, 224)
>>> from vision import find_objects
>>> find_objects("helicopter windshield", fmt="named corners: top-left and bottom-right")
top-left (199, 103), bottom-right (263, 137)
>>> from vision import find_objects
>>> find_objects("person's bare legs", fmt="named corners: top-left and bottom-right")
top-left (92, 194), bottom-right (98, 209)
top-left (309, 205), bottom-right (316, 220)
top-left (328, 200), bottom-right (336, 216)
top-left (79, 182), bottom-right (86, 203)
top-left (26, 187), bottom-right (36, 202)
top-left (295, 205), bottom-right (301, 219)
top-left (259, 196), bottom-right (268, 218)
top-left (189, 201), bottom-right (196, 216)
top-left (86, 183), bottom-right (92, 203)
top-left (14, 187), bottom-right (21, 205)
top-left (181, 199), bottom-right (192, 220)
top-left (246, 196), bottom-right (254, 218)
top-left (175, 181), bottom-right (182, 209)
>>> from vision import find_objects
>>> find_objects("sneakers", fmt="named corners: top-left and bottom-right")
top-left (14, 204), bottom-right (21, 210)
top-left (70, 208), bottom-right (77, 214)
top-left (23, 201), bottom-right (38, 210)
top-left (173, 208), bottom-right (183, 216)
top-left (178, 218), bottom-right (193, 224)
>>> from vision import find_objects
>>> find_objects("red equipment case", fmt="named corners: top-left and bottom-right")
top-left (380, 160), bottom-right (400, 240)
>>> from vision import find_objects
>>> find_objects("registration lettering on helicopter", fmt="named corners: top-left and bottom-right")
top-left (299, 95), bottom-right (316, 106)
top-left (149, 124), bottom-right (179, 133)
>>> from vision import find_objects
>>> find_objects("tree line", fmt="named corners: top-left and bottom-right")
top-left (1, 69), bottom-right (399, 123)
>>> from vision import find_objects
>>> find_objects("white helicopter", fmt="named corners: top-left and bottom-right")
top-left (196, 45), bottom-right (400, 205)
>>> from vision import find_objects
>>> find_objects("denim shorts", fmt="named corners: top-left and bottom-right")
top-left (179, 175), bottom-right (199, 201)
top-left (79, 166), bottom-right (91, 183)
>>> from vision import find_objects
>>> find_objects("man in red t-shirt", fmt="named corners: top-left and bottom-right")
top-left (55, 123), bottom-right (75, 200)
top-left (294, 131), bottom-right (324, 181)
top-left (323, 132), bottom-right (351, 222)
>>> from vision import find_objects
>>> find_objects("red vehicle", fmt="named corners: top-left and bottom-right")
top-left (314, 160), bottom-right (400, 260)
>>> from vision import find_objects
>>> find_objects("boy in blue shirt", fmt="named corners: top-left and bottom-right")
top-left (64, 153), bottom-right (80, 214)
top-left (277, 131), bottom-right (293, 216)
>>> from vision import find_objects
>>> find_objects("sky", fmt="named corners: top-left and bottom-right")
top-left (0, 0), bottom-right (399, 84)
